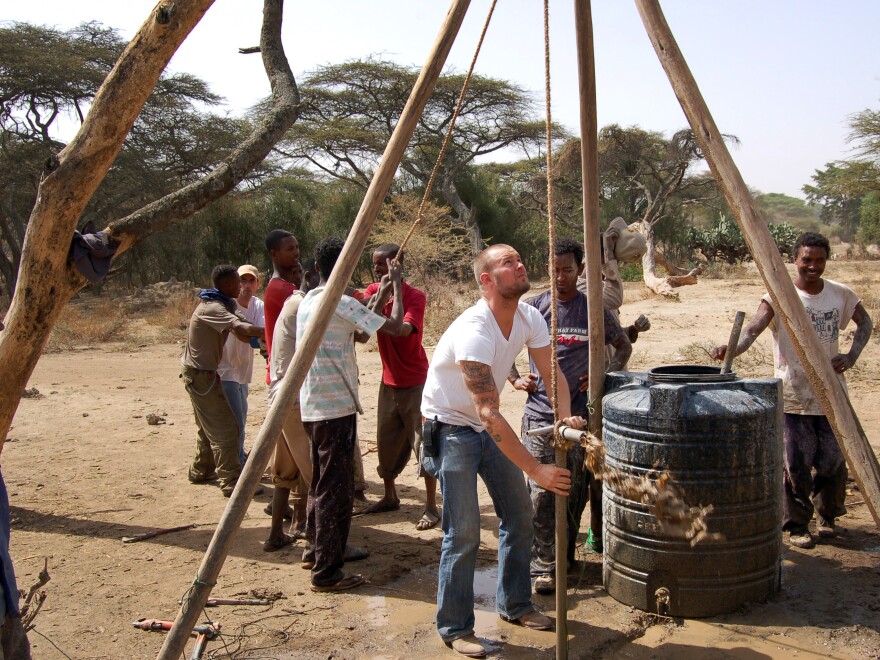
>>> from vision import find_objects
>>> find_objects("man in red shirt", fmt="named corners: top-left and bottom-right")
top-left (262, 229), bottom-right (301, 377)
top-left (362, 244), bottom-right (439, 529)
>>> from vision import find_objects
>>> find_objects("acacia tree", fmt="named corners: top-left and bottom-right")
top-left (0, 21), bottom-right (257, 294)
top-left (0, 0), bottom-right (301, 448)
top-left (278, 58), bottom-right (553, 254)
top-left (805, 104), bottom-right (880, 247)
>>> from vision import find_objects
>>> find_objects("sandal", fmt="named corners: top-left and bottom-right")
top-left (310, 573), bottom-right (365, 592)
top-left (262, 533), bottom-right (297, 553)
top-left (415, 509), bottom-right (440, 531)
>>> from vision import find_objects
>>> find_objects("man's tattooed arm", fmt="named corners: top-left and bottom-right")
top-left (460, 359), bottom-right (572, 495)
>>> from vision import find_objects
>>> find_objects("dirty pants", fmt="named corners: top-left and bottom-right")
top-left (522, 416), bottom-right (588, 575)
top-left (267, 384), bottom-right (312, 503)
top-left (304, 415), bottom-right (356, 586)
top-left (376, 382), bottom-right (425, 480)
top-left (182, 366), bottom-right (241, 496)
top-left (782, 413), bottom-right (848, 532)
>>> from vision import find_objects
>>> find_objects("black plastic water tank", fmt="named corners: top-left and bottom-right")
top-left (602, 366), bottom-right (782, 617)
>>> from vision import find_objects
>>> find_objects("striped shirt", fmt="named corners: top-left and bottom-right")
top-left (296, 287), bottom-right (386, 422)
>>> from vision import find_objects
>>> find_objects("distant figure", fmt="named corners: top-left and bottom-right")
top-left (218, 265), bottom-right (265, 465)
top-left (509, 238), bottom-right (630, 595)
top-left (296, 237), bottom-right (406, 591)
top-left (421, 244), bottom-right (583, 658)
top-left (183, 265), bottom-right (265, 497)
top-left (712, 232), bottom-right (872, 549)
top-left (361, 244), bottom-right (439, 530)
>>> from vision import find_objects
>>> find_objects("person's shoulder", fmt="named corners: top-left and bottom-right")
top-left (823, 278), bottom-right (856, 296)
top-left (523, 290), bottom-right (547, 308)
top-left (364, 282), bottom-right (380, 296)
top-left (404, 281), bottom-right (426, 300)
top-left (518, 299), bottom-right (547, 325)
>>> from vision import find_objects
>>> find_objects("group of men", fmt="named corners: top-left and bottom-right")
top-left (180, 223), bottom-right (870, 658)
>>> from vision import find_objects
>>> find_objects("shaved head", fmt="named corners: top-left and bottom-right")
top-left (473, 244), bottom-right (512, 287)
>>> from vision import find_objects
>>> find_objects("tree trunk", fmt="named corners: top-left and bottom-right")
top-left (0, 0), bottom-right (298, 450)
top-left (438, 177), bottom-right (484, 255)
top-left (640, 220), bottom-right (702, 297)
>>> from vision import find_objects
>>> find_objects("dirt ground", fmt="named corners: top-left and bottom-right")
top-left (5, 261), bottom-right (880, 659)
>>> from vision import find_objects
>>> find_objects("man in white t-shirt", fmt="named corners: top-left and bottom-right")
top-left (421, 244), bottom-right (582, 658)
top-left (218, 265), bottom-right (265, 465)
top-left (712, 232), bottom-right (872, 550)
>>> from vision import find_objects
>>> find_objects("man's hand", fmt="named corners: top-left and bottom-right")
top-left (577, 373), bottom-right (590, 393)
top-left (831, 353), bottom-right (856, 374)
top-left (561, 416), bottom-right (585, 430)
top-left (529, 463), bottom-right (571, 496)
top-left (710, 345), bottom-right (727, 361)
top-left (511, 372), bottom-right (538, 392)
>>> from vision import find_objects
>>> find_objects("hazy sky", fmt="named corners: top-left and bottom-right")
top-left (5, 1), bottom-right (880, 199)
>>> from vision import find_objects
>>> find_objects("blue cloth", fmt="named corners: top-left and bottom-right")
top-left (198, 289), bottom-right (235, 306)
top-left (221, 380), bottom-right (249, 465)
top-left (421, 424), bottom-right (534, 642)
top-left (68, 230), bottom-right (118, 283)
top-left (0, 470), bottom-right (20, 618)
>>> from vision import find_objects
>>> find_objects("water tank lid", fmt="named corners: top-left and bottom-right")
top-left (647, 364), bottom-right (737, 383)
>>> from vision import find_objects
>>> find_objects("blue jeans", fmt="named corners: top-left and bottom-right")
top-left (221, 381), bottom-right (249, 465)
top-left (422, 423), bottom-right (535, 643)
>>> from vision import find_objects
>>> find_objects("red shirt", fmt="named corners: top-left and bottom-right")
top-left (263, 277), bottom-right (297, 383)
top-left (364, 281), bottom-right (429, 388)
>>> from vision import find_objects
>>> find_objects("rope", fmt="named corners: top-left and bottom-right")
top-left (543, 0), bottom-right (564, 449)
top-left (392, 0), bottom-right (499, 265)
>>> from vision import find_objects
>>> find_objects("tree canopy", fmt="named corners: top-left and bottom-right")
top-left (278, 58), bottom-right (557, 253)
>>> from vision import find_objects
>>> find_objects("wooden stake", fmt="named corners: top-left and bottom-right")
top-left (721, 311), bottom-right (745, 375)
top-left (565, 2), bottom-right (603, 656)
top-left (634, 0), bottom-right (880, 529)
top-left (156, 2), bottom-right (473, 657)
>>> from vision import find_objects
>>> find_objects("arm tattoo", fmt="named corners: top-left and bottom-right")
top-left (461, 361), bottom-right (497, 394)
top-left (461, 361), bottom-right (505, 443)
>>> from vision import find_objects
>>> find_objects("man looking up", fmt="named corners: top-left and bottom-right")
top-left (296, 237), bottom-right (406, 592)
top-left (361, 244), bottom-right (439, 530)
top-left (183, 265), bottom-right (265, 497)
top-left (509, 238), bottom-right (630, 595)
top-left (421, 244), bottom-right (583, 658)
top-left (218, 265), bottom-right (265, 465)
top-left (712, 232), bottom-right (872, 549)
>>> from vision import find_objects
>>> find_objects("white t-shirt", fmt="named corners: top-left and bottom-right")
top-left (762, 278), bottom-right (860, 415)
top-left (421, 298), bottom-right (550, 431)
top-left (217, 296), bottom-right (264, 384)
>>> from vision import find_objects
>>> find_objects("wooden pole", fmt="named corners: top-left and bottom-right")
top-left (156, 2), bottom-right (473, 657)
top-left (634, 0), bottom-right (880, 529)
top-left (574, 0), bottom-right (605, 434)
top-left (567, 2), bottom-right (603, 655)
top-left (721, 311), bottom-right (746, 375)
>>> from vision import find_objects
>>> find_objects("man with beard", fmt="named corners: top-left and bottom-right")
top-left (421, 244), bottom-right (583, 657)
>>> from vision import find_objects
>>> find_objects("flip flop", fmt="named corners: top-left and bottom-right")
top-left (262, 533), bottom-right (297, 553)
top-left (415, 509), bottom-right (441, 531)
top-left (359, 500), bottom-right (401, 515)
top-left (310, 573), bottom-right (365, 592)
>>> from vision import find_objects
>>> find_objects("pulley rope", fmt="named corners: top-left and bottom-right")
top-left (543, 0), bottom-right (563, 444)
top-left (393, 0), bottom-right (499, 265)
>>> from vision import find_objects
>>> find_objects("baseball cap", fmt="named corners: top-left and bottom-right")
top-left (237, 265), bottom-right (261, 280)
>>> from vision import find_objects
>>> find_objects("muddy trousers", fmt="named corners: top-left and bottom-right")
top-left (304, 415), bottom-right (356, 586)
top-left (182, 366), bottom-right (242, 496)
top-left (522, 416), bottom-right (588, 575)
top-left (782, 413), bottom-right (848, 532)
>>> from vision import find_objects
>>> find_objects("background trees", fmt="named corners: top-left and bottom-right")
top-left (277, 58), bottom-right (554, 255)
top-left (0, 21), bottom-right (254, 294)
top-left (805, 101), bottom-right (880, 247)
